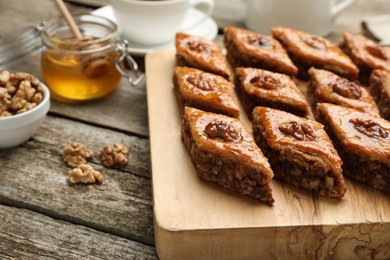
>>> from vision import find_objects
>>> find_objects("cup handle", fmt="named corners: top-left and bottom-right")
top-left (181, 0), bottom-right (215, 31)
top-left (332, 0), bottom-right (356, 19)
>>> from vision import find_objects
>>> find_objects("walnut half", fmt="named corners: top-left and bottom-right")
top-left (67, 164), bottom-right (104, 184)
top-left (63, 142), bottom-right (94, 167)
top-left (100, 143), bottom-right (129, 168)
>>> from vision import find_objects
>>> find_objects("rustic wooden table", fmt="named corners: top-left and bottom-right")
top-left (0, 0), bottom-right (389, 259)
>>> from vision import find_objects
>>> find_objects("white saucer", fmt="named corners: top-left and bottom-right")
top-left (92, 6), bottom-right (219, 56)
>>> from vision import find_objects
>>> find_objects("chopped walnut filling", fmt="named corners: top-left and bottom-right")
top-left (100, 143), bottom-right (129, 168)
top-left (63, 142), bottom-right (94, 168)
top-left (279, 121), bottom-right (317, 141)
top-left (250, 75), bottom-right (279, 90)
top-left (302, 35), bottom-right (328, 51)
top-left (0, 70), bottom-right (44, 117)
top-left (68, 164), bottom-right (104, 184)
top-left (246, 35), bottom-right (274, 49)
top-left (186, 74), bottom-right (217, 91)
top-left (331, 78), bottom-right (362, 99)
top-left (366, 45), bottom-right (388, 60)
top-left (349, 118), bottom-right (389, 139)
top-left (204, 120), bottom-right (241, 142)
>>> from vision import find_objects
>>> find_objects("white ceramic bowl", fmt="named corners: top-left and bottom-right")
top-left (0, 83), bottom-right (50, 149)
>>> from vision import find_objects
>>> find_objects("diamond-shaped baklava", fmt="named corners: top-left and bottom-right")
top-left (272, 27), bottom-right (359, 79)
top-left (174, 67), bottom-right (240, 118)
top-left (175, 32), bottom-right (231, 80)
top-left (235, 67), bottom-right (310, 119)
top-left (339, 33), bottom-right (390, 82)
top-left (317, 103), bottom-right (390, 193)
top-left (223, 27), bottom-right (298, 76)
top-left (181, 107), bottom-right (274, 205)
top-left (370, 69), bottom-right (390, 120)
top-left (308, 68), bottom-right (379, 115)
top-left (252, 106), bottom-right (346, 198)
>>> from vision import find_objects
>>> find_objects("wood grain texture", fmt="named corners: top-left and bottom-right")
top-left (0, 205), bottom-right (157, 259)
top-left (0, 115), bottom-right (154, 245)
top-left (146, 51), bottom-right (390, 259)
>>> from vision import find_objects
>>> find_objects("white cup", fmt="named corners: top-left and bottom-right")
top-left (111, 0), bottom-right (214, 46)
top-left (245, 0), bottom-right (356, 36)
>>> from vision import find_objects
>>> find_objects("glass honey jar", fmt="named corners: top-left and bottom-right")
top-left (40, 14), bottom-right (123, 102)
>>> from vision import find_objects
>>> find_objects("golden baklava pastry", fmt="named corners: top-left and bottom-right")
top-left (174, 67), bottom-right (240, 118)
top-left (370, 69), bottom-right (390, 120)
top-left (175, 32), bottom-right (231, 80)
top-left (223, 27), bottom-right (298, 76)
top-left (308, 68), bottom-right (379, 115)
top-left (181, 107), bottom-right (274, 205)
top-left (252, 106), bottom-right (346, 198)
top-left (339, 33), bottom-right (390, 82)
top-left (235, 67), bottom-right (310, 119)
top-left (271, 27), bottom-right (359, 79)
top-left (317, 103), bottom-right (390, 193)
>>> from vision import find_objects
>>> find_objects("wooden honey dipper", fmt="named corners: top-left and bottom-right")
top-left (54, 0), bottom-right (110, 78)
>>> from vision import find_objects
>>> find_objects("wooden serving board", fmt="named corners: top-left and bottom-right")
top-left (146, 51), bottom-right (390, 260)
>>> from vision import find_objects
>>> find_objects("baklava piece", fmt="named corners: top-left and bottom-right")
top-left (235, 67), bottom-right (310, 119)
top-left (272, 27), bottom-right (359, 79)
top-left (181, 107), bottom-right (274, 205)
top-left (223, 27), bottom-right (298, 76)
top-left (175, 32), bottom-right (231, 80)
top-left (317, 103), bottom-right (390, 193)
top-left (369, 69), bottom-right (390, 120)
top-left (252, 107), bottom-right (346, 198)
top-left (308, 68), bottom-right (379, 115)
top-left (174, 67), bottom-right (240, 118)
top-left (339, 33), bottom-right (390, 82)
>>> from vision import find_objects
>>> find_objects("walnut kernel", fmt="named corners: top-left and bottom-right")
top-left (302, 35), bottom-right (328, 51)
top-left (246, 35), bottom-right (274, 49)
top-left (205, 120), bottom-right (241, 142)
top-left (0, 70), bottom-right (44, 117)
top-left (186, 74), bottom-right (217, 92)
top-left (63, 142), bottom-right (94, 167)
top-left (331, 78), bottom-right (362, 99)
top-left (67, 164), bottom-right (104, 184)
top-left (279, 121), bottom-right (317, 141)
top-left (250, 75), bottom-right (279, 90)
top-left (100, 143), bottom-right (129, 168)
top-left (349, 118), bottom-right (389, 139)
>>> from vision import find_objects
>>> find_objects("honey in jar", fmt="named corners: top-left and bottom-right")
top-left (40, 15), bottom-right (122, 101)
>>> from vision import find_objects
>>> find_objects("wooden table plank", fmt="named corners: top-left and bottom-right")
top-left (0, 115), bottom-right (154, 245)
top-left (0, 205), bottom-right (157, 259)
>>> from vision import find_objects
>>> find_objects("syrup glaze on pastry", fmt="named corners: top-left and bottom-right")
top-left (174, 67), bottom-right (240, 117)
top-left (272, 27), bottom-right (359, 79)
top-left (308, 68), bottom-right (379, 115)
top-left (235, 67), bottom-right (310, 119)
top-left (176, 32), bottom-right (232, 80)
top-left (224, 27), bottom-right (298, 76)
top-left (252, 106), bottom-right (346, 198)
top-left (181, 107), bottom-right (275, 205)
top-left (317, 103), bottom-right (390, 192)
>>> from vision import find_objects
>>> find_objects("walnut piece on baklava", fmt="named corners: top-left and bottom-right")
top-left (223, 27), bottom-right (298, 76)
top-left (308, 68), bottom-right (379, 115)
top-left (235, 67), bottom-right (310, 119)
top-left (174, 67), bottom-right (240, 118)
top-left (252, 107), bottom-right (346, 198)
top-left (271, 27), bottom-right (359, 79)
top-left (181, 107), bottom-right (274, 205)
top-left (175, 32), bottom-right (231, 80)
top-left (369, 69), bottom-right (390, 120)
top-left (339, 32), bottom-right (390, 82)
top-left (316, 103), bottom-right (390, 193)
